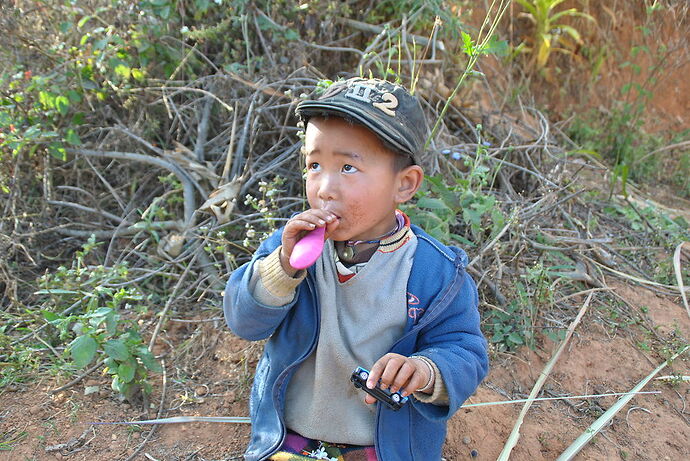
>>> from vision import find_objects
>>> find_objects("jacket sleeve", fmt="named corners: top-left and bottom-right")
top-left (223, 228), bottom-right (303, 341)
top-left (412, 270), bottom-right (489, 420)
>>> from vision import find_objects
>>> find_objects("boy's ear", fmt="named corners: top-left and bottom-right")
top-left (395, 165), bottom-right (424, 203)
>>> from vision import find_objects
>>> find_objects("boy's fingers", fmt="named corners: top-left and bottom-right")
top-left (364, 394), bottom-right (376, 405)
top-left (323, 218), bottom-right (339, 240)
top-left (367, 354), bottom-right (393, 388)
top-left (401, 371), bottom-right (426, 397)
top-left (366, 362), bottom-right (382, 389)
top-left (297, 209), bottom-right (337, 224)
top-left (390, 361), bottom-right (416, 393)
top-left (378, 355), bottom-right (405, 390)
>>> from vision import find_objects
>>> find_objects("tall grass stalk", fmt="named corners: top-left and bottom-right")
top-left (556, 345), bottom-right (690, 460)
top-left (426, 0), bottom-right (511, 147)
top-left (497, 292), bottom-right (594, 461)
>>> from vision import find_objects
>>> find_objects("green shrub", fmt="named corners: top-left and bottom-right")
top-left (36, 236), bottom-right (161, 401)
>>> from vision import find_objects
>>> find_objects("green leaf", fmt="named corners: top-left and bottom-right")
top-left (38, 91), bottom-right (54, 110)
top-left (66, 90), bottom-right (83, 104)
top-left (42, 310), bottom-right (59, 322)
top-left (70, 335), bottom-right (97, 368)
top-left (482, 35), bottom-right (509, 57)
top-left (491, 330), bottom-right (507, 343)
top-left (65, 129), bottom-right (81, 146)
top-left (47, 142), bottom-right (67, 161)
top-left (131, 68), bottom-right (145, 82)
top-left (417, 197), bottom-right (451, 210)
top-left (508, 332), bottom-right (525, 345)
top-left (77, 15), bottom-right (92, 29)
top-left (284, 28), bottom-right (300, 41)
top-left (461, 31), bottom-right (475, 57)
top-left (55, 96), bottom-right (70, 116)
top-left (104, 357), bottom-right (118, 372)
top-left (111, 374), bottom-right (124, 393)
top-left (72, 112), bottom-right (86, 125)
top-left (118, 359), bottom-right (136, 383)
top-left (103, 339), bottom-right (130, 361)
top-left (137, 347), bottom-right (162, 373)
top-left (114, 64), bottom-right (131, 80)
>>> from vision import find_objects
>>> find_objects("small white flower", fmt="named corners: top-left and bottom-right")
top-left (307, 446), bottom-right (330, 459)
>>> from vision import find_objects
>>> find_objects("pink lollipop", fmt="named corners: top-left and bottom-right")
top-left (289, 226), bottom-right (326, 270)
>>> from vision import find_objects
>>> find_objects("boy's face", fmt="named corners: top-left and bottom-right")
top-left (303, 116), bottom-right (405, 242)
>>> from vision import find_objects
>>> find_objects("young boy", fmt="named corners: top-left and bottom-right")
top-left (224, 77), bottom-right (488, 461)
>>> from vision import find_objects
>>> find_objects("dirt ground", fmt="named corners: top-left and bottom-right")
top-left (2, 4), bottom-right (689, 461)
top-left (2, 279), bottom-right (688, 461)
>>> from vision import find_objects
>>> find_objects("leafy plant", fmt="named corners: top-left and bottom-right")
top-left (515, 0), bottom-right (595, 70)
top-left (602, 200), bottom-right (690, 247)
top-left (36, 236), bottom-right (161, 401)
top-left (242, 176), bottom-right (287, 249)
top-left (567, 3), bottom-right (689, 197)
top-left (403, 136), bottom-right (505, 246)
top-left (486, 262), bottom-right (565, 351)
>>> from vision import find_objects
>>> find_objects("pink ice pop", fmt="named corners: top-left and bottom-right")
top-left (289, 226), bottom-right (326, 269)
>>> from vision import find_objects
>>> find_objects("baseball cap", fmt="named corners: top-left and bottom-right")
top-left (295, 78), bottom-right (428, 165)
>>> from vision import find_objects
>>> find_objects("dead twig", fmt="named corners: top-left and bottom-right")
top-left (49, 359), bottom-right (106, 394)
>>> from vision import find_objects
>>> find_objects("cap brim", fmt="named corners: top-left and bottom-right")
top-left (297, 101), bottom-right (415, 160)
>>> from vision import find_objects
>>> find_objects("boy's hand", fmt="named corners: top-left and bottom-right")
top-left (280, 209), bottom-right (338, 275)
top-left (364, 353), bottom-right (432, 404)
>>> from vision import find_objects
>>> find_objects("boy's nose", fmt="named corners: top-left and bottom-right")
top-left (316, 174), bottom-right (338, 201)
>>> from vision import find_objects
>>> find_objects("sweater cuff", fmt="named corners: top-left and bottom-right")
top-left (258, 246), bottom-right (306, 298)
top-left (411, 356), bottom-right (449, 406)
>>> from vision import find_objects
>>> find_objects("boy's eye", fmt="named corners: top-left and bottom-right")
top-left (308, 162), bottom-right (321, 171)
top-left (342, 164), bottom-right (358, 173)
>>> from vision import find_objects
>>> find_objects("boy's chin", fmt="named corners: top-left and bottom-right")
top-left (328, 227), bottom-right (358, 242)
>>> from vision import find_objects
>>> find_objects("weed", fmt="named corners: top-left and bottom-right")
top-left (0, 429), bottom-right (27, 452)
top-left (35, 236), bottom-right (161, 402)
top-left (672, 151), bottom-right (690, 198)
top-left (486, 297), bottom-right (534, 351)
top-left (403, 136), bottom-right (506, 247)
top-left (242, 176), bottom-right (286, 250)
top-left (0, 335), bottom-right (42, 388)
top-left (602, 199), bottom-right (690, 251)
top-left (567, 3), bottom-right (689, 196)
top-left (514, 0), bottom-right (595, 70)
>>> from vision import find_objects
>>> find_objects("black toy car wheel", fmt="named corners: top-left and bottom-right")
top-left (359, 371), bottom-right (369, 381)
top-left (391, 393), bottom-right (401, 403)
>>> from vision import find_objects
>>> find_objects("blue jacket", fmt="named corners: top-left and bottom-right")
top-left (224, 225), bottom-right (489, 461)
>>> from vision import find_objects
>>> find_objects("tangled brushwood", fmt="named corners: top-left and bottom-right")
top-left (1, 0), bottom-right (688, 406)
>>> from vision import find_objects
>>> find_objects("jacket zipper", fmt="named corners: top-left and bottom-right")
top-left (261, 273), bottom-right (320, 460)
top-left (374, 261), bottom-right (465, 461)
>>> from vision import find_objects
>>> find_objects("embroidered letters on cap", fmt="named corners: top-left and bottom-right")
top-left (345, 83), bottom-right (374, 103)
top-left (341, 82), bottom-right (399, 117)
top-left (373, 92), bottom-right (398, 116)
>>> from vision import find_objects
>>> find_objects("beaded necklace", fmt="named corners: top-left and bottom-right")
top-left (340, 213), bottom-right (405, 261)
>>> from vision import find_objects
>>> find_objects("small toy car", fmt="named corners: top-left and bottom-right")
top-left (350, 366), bottom-right (409, 411)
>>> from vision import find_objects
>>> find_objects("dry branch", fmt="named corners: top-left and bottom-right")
top-left (498, 292), bottom-right (594, 460)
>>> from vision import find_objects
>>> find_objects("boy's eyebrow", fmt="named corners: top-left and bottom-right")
top-left (304, 149), bottom-right (363, 161)
top-left (334, 151), bottom-right (362, 161)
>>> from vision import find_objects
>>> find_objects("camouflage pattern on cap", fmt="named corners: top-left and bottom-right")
top-left (295, 78), bottom-right (428, 165)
